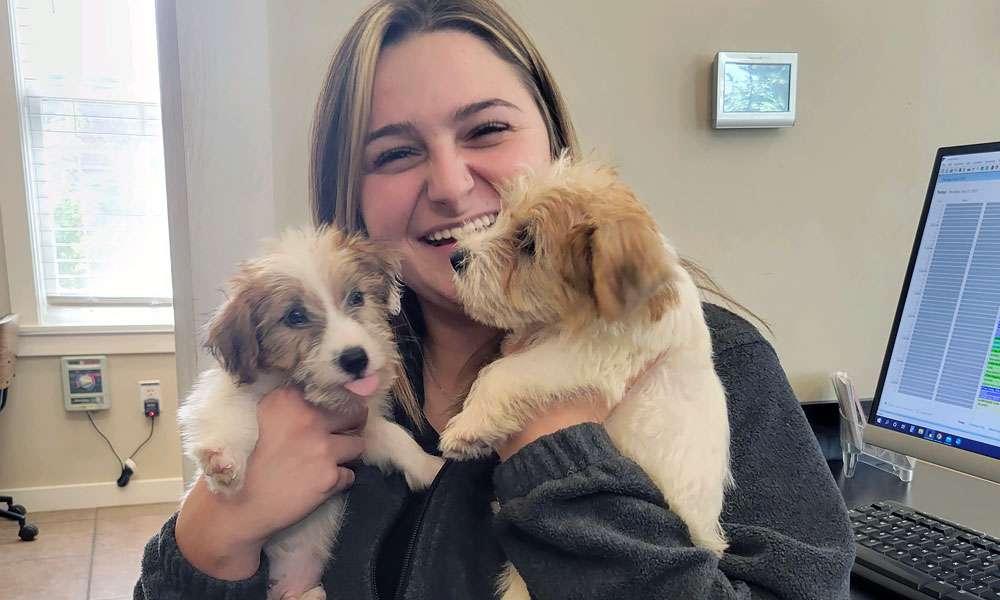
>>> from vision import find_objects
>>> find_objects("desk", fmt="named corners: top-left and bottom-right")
top-left (836, 459), bottom-right (1000, 599)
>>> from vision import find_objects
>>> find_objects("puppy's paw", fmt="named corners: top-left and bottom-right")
top-left (197, 447), bottom-right (245, 495)
top-left (267, 585), bottom-right (325, 600)
top-left (691, 527), bottom-right (728, 558)
top-left (439, 413), bottom-right (497, 460)
top-left (498, 562), bottom-right (530, 600)
top-left (295, 585), bottom-right (326, 600)
top-left (404, 454), bottom-right (445, 491)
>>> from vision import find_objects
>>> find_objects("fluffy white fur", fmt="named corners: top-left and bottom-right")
top-left (178, 228), bottom-right (443, 600)
top-left (439, 159), bottom-right (733, 600)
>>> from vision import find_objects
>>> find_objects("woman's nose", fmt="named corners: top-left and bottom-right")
top-left (425, 149), bottom-right (475, 209)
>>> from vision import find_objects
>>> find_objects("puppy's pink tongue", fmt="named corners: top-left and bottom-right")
top-left (345, 374), bottom-right (379, 397)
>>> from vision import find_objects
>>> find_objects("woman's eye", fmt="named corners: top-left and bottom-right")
top-left (347, 289), bottom-right (365, 307)
top-left (283, 308), bottom-right (309, 327)
top-left (371, 147), bottom-right (420, 170)
top-left (467, 120), bottom-right (511, 141)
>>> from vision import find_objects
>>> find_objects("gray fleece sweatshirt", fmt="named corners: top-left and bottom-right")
top-left (135, 304), bottom-right (855, 599)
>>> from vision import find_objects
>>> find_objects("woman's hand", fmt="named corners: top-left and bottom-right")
top-left (496, 350), bottom-right (666, 462)
top-left (497, 391), bottom-right (609, 461)
top-left (175, 387), bottom-right (366, 580)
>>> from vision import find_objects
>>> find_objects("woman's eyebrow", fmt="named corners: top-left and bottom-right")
top-left (453, 98), bottom-right (521, 121)
top-left (367, 121), bottom-right (419, 144)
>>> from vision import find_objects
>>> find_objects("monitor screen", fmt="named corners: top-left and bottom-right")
top-left (871, 146), bottom-right (1000, 463)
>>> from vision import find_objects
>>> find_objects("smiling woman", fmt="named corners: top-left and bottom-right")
top-left (361, 29), bottom-right (552, 318)
top-left (137, 1), bottom-right (854, 599)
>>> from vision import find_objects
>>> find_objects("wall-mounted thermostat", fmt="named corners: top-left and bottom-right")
top-left (61, 355), bottom-right (110, 411)
top-left (713, 51), bottom-right (798, 129)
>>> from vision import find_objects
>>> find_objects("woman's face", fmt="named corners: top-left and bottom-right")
top-left (361, 30), bottom-right (551, 312)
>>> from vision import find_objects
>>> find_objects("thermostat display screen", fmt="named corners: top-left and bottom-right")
top-left (722, 63), bottom-right (791, 113)
top-left (69, 369), bottom-right (103, 394)
top-left (62, 355), bottom-right (110, 411)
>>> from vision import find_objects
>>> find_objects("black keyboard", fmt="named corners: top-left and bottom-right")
top-left (851, 501), bottom-right (1000, 599)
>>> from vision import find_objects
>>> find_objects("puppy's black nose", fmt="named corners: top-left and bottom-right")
top-left (338, 346), bottom-right (369, 377)
top-left (450, 249), bottom-right (468, 273)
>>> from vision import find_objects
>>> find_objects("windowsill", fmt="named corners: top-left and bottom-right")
top-left (17, 324), bottom-right (176, 357)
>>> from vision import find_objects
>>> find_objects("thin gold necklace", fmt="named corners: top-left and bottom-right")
top-left (423, 355), bottom-right (449, 397)
top-left (423, 354), bottom-right (461, 401)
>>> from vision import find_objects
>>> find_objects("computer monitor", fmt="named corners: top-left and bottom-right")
top-left (866, 141), bottom-right (1000, 485)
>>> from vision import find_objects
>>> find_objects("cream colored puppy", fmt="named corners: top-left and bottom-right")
top-left (178, 227), bottom-right (443, 600)
top-left (440, 159), bottom-right (732, 600)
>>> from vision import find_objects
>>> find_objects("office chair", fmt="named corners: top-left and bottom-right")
top-left (0, 314), bottom-right (38, 541)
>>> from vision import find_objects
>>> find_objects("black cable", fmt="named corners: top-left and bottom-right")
top-left (86, 410), bottom-right (124, 469)
top-left (86, 413), bottom-right (156, 465)
top-left (129, 416), bottom-right (155, 460)
top-left (87, 412), bottom-right (157, 487)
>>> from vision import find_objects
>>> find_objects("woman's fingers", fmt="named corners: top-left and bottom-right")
top-left (327, 466), bottom-right (356, 496)
top-left (255, 386), bottom-right (368, 497)
top-left (318, 438), bottom-right (363, 495)
top-left (328, 432), bottom-right (366, 465)
top-left (323, 402), bottom-right (368, 434)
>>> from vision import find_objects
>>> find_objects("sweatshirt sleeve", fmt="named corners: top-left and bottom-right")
top-left (491, 338), bottom-right (855, 600)
top-left (133, 513), bottom-right (270, 600)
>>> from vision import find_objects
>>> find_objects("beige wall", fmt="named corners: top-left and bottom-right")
top-left (262, 0), bottom-right (1000, 401)
top-left (514, 1), bottom-right (1000, 401)
top-left (0, 354), bottom-right (182, 489)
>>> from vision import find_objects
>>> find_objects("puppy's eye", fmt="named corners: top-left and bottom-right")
top-left (347, 288), bottom-right (365, 308)
top-left (283, 308), bottom-right (309, 327)
top-left (515, 226), bottom-right (535, 257)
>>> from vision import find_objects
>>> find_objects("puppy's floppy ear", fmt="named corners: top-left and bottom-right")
top-left (345, 233), bottom-right (403, 315)
top-left (384, 273), bottom-right (402, 316)
top-left (374, 247), bottom-right (403, 316)
top-left (205, 276), bottom-right (261, 385)
top-left (588, 200), bottom-right (679, 322)
top-left (563, 221), bottom-right (597, 300)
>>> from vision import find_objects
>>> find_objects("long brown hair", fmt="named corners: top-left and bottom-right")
top-left (310, 0), bottom-right (763, 428)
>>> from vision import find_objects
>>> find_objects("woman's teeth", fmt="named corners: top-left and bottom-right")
top-left (424, 214), bottom-right (497, 245)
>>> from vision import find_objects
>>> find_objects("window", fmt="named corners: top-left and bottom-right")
top-left (4, 0), bottom-right (172, 328)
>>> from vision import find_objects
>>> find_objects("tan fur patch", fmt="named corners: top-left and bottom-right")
top-left (453, 158), bottom-right (681, 331)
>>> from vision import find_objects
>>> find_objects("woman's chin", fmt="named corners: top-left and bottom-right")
top-left (403, 275), bottom-right (462, 314)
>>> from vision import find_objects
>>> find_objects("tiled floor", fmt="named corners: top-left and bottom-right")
top-left (0, 502), bottom-right (177, 600)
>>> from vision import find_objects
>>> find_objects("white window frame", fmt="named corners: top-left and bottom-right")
top-left (0, 0), bottom-right (174, 356)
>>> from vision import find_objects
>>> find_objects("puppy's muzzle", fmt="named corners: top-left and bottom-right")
top-left (450, 249), bottom-right (469, 274)
top-left (338, 346), bottom-right (369, 377)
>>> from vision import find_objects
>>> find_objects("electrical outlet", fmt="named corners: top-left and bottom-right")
top-left (139, 380), bottom-right (161, 417)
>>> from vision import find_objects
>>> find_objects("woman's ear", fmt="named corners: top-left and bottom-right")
top-left (205, 277), bottom-right (262, 384)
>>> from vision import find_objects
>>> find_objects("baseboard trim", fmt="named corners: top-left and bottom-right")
top-left (2, 477), bottom-right (185, 512)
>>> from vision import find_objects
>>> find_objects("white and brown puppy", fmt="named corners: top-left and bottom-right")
top-left (178, 227), bottom-right (443, 600)
top-left (440, 159), bottom-right (732, 600)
